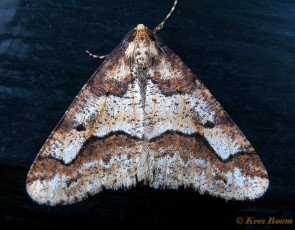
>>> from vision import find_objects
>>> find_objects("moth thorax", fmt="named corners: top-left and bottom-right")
top-left (125, 38), bottom-right (159, 73)
top-left (134, 40), bottom-right (151, 71)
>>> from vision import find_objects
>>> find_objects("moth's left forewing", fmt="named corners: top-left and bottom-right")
top-left (146, 43), bottom-right (269, 200)
top-left (26, 40), bottom-right (146, 205)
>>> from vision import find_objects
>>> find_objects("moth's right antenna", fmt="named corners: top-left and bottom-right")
top-left (153, 0), bottom-right (178, 33)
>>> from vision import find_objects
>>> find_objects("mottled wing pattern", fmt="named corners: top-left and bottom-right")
top-left (26, 42), bottom-right (147, 205)
top-left (145, 44), bottom-right (269, 200)
top-left (27, 25), bottom-right (268, 205)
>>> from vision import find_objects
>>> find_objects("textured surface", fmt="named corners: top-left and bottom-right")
top-left (1, 0), bottom-right (294, 229)
top-left (26, 25), bottom-right (268, 205)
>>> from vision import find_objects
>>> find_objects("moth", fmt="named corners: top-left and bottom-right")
top-left (26, 0), bottom-right (268, 205)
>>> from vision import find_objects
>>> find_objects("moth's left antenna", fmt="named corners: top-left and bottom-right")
top-left (153, 0), bottom-right (178, 33)
top-left (85, 50), bottom-right (107, 59)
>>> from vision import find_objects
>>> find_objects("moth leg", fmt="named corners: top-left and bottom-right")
top-left (85, 50), bottom-right (107, 59)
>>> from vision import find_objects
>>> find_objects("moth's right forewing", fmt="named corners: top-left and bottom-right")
top-left (145, 44), bottom-right (269, 200)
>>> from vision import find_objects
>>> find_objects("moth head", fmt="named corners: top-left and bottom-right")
top-left (125, 24), bottom-right (160, 72)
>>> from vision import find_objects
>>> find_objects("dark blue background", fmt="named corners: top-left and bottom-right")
top-left (1, 0), bottom-right (294, 229)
